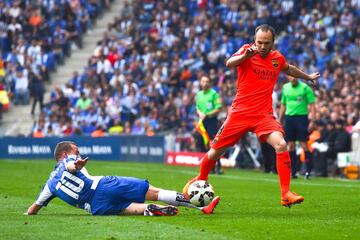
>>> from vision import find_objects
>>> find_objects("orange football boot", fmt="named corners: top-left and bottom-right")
top-left (182, 177), bottom-right (198, 198)
top-left (281, 191), bottom-right (304, 208)
top-left (202, 196), bottom-right (220, 214)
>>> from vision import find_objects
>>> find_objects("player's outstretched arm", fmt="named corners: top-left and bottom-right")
top-left (26, 203), bottom-right (42, 215)
top-left (282, 64), bottom-right (320, 83)
top-left (226, 45), bottom-right (258, 68)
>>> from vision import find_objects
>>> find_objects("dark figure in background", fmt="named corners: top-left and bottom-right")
top-left (334, 120), bottom-right (352, 153)
top-left (332, 119), bottom-right (352, 176)
top-left (195, 76), bottom-right (223, 174)
top-left (312, 121), bottom-right (337, 177)
top-left (261, 143), bottom-right (277, 173)
top-left (30, 71), bottom-right (45, 116)
top-left (66, 17), bottom-right (82, 49)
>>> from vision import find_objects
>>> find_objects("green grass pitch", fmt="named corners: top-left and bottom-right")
top-left (1, 159), bottom-right (360, 240)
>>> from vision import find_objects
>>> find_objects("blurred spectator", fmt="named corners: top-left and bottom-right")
top-left (334, 119), bottom-right (352, 157)
top-left (91, 125), bottom-right (105, 137)
top-left (29, 70), bottom-right (45, 115)
top-left (13, 68), bottom-right (29, 105)
top-left (32, 118), bottom-right (45, 138)
top-left (66, 17), bottom-right (82, 49)
top-left (108, 118), bottom-right (123, 135)
top-left (75, 92), bottom-right (92, 111)
top-left (312, 121), bottom-right (337, 177)
top-left (1, 0), bottom-right (108, 118)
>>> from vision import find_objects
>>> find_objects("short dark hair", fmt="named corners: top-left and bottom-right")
top-left (54, 141), bottom-right (75, 162)
top-left (255, 24), bottom-right (276, 41)
top-left (201, 75), bottom-right (211, 81)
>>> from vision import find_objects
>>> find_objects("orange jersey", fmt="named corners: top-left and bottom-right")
top-left (230, 44), bottom-right (286, 115)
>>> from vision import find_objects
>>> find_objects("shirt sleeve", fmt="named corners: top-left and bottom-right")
top-left (195, 93), bottom-right (201, 110)
top-left (35, 183), bottom-right (56, 206)
top-left (231, 44), bottom-right (251, 57)
top-left (214, 92), bottom-right (222, 109)
top-left (305, 85), bottom-right (316, 104)
top-left (278, 52), bottom-right (287, 70)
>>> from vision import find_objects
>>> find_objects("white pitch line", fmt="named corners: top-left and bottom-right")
top-left (115, 166), bottom-right (360, 189)
top-left (3, 160), bottom-right (358, 189)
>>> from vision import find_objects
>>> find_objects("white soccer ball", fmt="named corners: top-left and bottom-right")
top-left (187, 180), bottom-right (214, 207)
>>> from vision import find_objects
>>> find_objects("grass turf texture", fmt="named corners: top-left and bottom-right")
top-left (1, 160), bottom-right (360, 240)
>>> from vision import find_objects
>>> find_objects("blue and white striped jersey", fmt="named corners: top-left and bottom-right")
top-left (35, 155), bottom-right (102, 210)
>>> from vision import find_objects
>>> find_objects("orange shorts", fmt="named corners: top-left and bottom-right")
top-left (210, 113), bottom-right (284, 149)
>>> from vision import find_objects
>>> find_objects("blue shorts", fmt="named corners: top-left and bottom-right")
top-left (284, 115), bottom-right (309, 142)
top-left (90, 176), bottom-right (149, 215)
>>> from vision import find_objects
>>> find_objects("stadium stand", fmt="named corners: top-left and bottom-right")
top-left (0, 0), bottom-right (109, 127)
top-left (1, 0), bottom-right (359, 175)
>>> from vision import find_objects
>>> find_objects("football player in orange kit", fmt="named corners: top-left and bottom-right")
top-left (183, 24), bottom-right (320, 207)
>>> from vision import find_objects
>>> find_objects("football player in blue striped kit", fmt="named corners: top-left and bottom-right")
top-left (26, 141), bottom-right (220, 216)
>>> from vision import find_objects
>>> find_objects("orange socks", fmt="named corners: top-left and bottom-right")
top-left (198, 154), bottom-right (217, 181)
top-left (276, 151), bottom-right (291, 197)
top-left (199, 151), bottom-right (291, 198)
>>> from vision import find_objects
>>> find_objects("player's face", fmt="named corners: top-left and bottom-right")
top-left (200, 77), bottom-right (211, 90)
top-left (66, 144), bottom-right (80, 158)
top-left (254, 30), bottom-right (274, 57)
top-left (288, 76), bottom-right (298, 86)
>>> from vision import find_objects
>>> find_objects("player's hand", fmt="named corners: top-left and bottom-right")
top-left (74, 157), bottom-right (88, 170)
top-left (308, 72), bottom-right (320, 84)
top-left (199, 112), bottom-right (207, 120)
top-left (244, 45), bottom-right (258, 59)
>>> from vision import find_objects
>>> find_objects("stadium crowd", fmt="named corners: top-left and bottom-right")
top-left (0, 0), bottom-right (110, 113)
top-left (0, 0), bottom-right (359, 174)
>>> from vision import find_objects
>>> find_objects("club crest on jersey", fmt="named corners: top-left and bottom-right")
top-left (271, 59), bottom-right (279, 68)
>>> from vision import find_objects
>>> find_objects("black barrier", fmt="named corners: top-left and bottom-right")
top-left (0, 136), bottom-right (165, 162)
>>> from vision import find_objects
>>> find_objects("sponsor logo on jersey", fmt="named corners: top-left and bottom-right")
top-left (271, 59), bottom-right (279, 67)
top-left (253, 67), bottom-right (277, 81)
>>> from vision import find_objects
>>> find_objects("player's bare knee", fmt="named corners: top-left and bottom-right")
top-left (207, 149), bottom-right (217, 160)
top-left (145, 186), bottom-right (159, 201)
top-left (274, 140), bottom-right (287, 153)
top-left (208, 147), bottom-right (226, 160)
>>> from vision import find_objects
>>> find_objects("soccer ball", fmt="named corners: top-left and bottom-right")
top-left (187, 180), bottom-right (214, 207)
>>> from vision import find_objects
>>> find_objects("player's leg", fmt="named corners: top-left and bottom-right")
top-left (120, 202), bottom-right (178, 216)
top-left (120, 203), bottom-right (147, 215)
top-left (204, 117), bottom-right (223, 174)
top-left (189, 117), bottom-right (246, 183)
top-left (181, 146), bottom-right (227, 198)
top-left (265, 131), bottom-right (304, 207)
top-left (93, 177), bottom-right (179, 216)
top-left (146, 185), bottom-right (220, 214)
top-left (266, 131), bottom-right (291, 195)
top-left (200, 147), bottom-right (228, 180)
top-left (183, 116), bottom-right (248, 197)
top-left (146, 185), bottom-right (193, 207)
